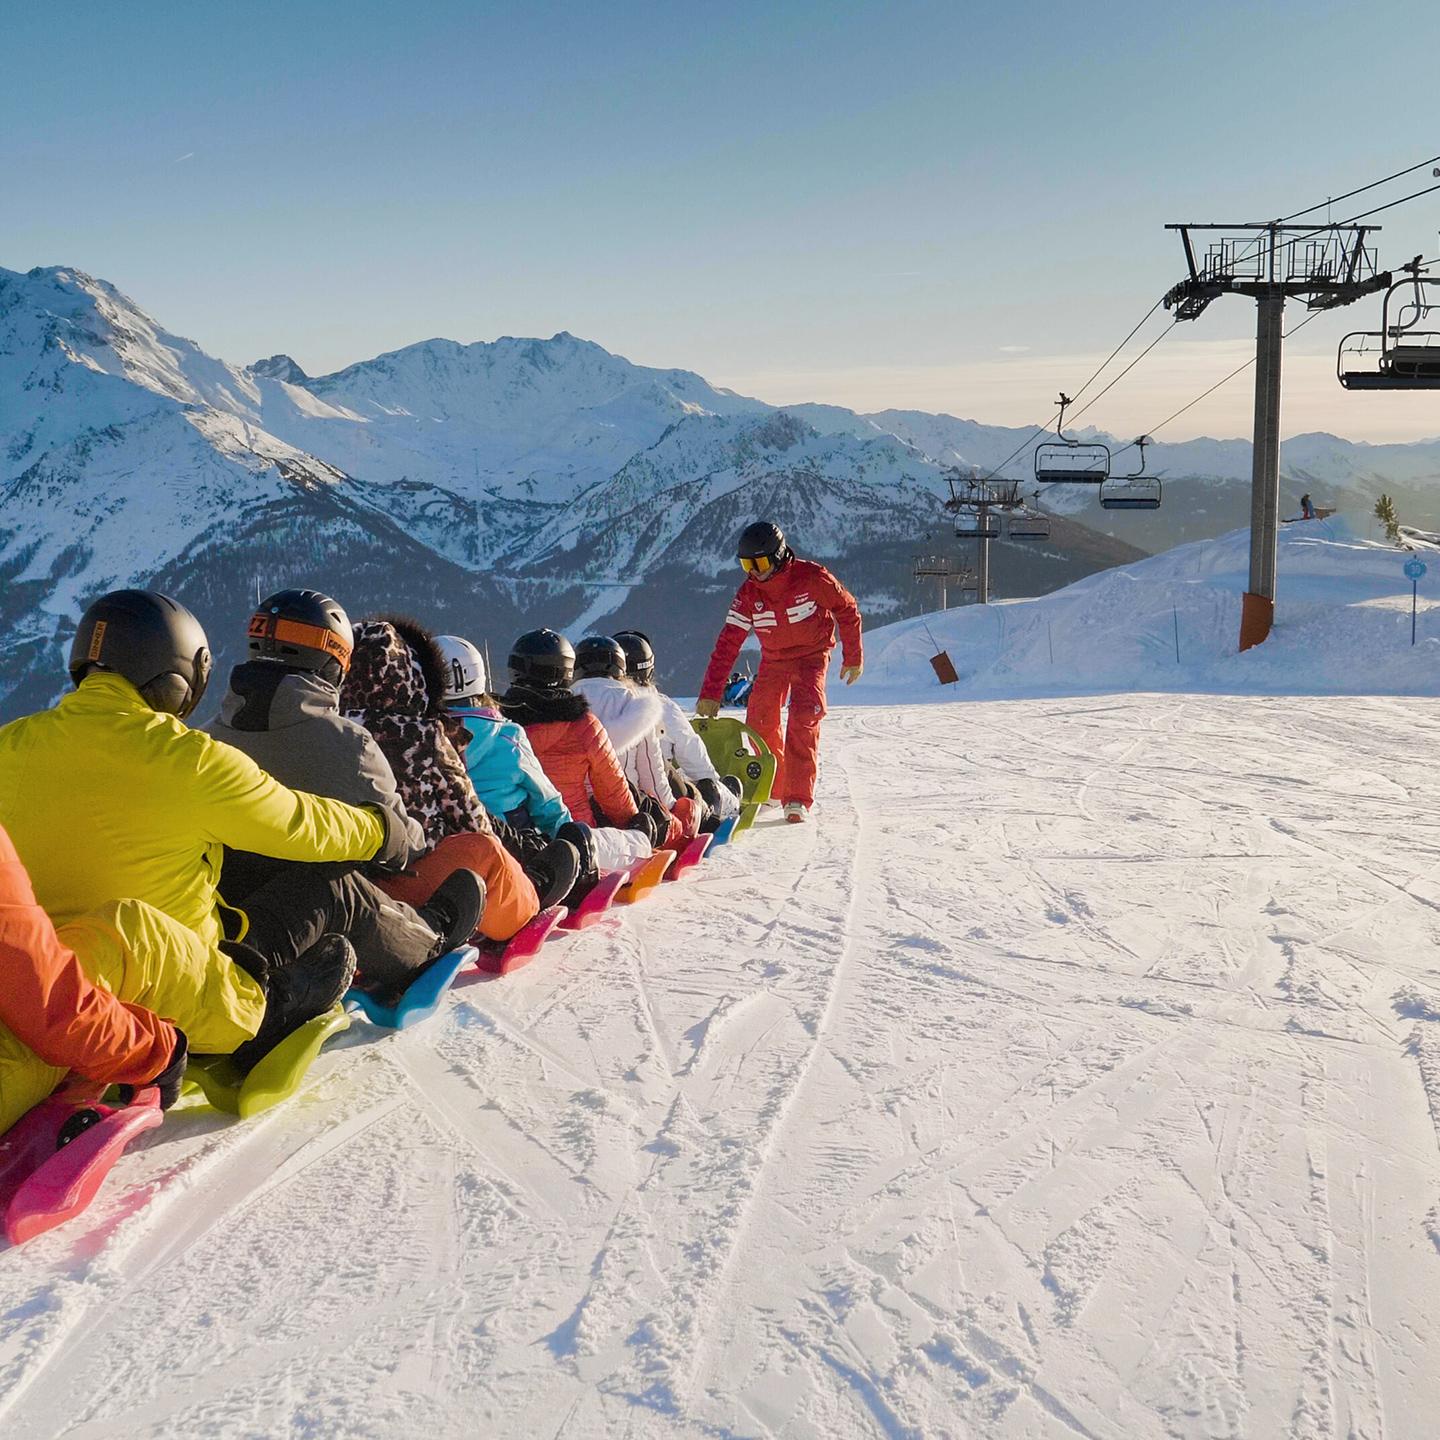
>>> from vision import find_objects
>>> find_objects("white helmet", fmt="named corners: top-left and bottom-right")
top-left (434, 634), bottom-right (487, 703)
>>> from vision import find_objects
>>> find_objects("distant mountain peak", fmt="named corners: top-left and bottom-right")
top-left (250, 354), bottom-right (310, 385)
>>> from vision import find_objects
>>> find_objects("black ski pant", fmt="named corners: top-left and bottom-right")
top-left (221, 855), bottom-right (441, 1000)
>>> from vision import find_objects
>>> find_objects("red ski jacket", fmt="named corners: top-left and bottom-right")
top-left (0, 822), bottom-right (176, 1088)
top-left (700, 558), bottom-right (863, 701)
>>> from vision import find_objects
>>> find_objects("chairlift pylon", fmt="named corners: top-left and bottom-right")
top-left (1338, 261), bottom-right (1440, 389)
top-left (1099, 435), bottom-right (1162, 510)
top-left (1034, 392), bottom-right (1111, 484)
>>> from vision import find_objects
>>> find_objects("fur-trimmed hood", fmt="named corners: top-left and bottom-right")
top-left (571, 676), bottom-right (664, 756)
top-left (498, 685), bottom-right (591, 728)
top-left (340, 616), bottom-right (490, 846)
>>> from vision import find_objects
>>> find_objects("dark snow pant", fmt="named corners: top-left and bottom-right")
top-left (221, 856), bottom-right (440, 1000)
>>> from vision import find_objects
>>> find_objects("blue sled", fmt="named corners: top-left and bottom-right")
top-left (709, 816), bottom-right (739, 848)
top-left (346, 944), bottom-right (479, 1031)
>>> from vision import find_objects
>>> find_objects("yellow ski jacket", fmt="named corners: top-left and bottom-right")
top-left (0, 672), bottom-right (388, 949)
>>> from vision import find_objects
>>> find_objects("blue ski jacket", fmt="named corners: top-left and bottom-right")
top-left (444, 704), bottom-right (572, 836)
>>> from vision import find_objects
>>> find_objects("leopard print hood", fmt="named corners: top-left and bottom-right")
top-left (341, 617), bottom-right (490, 845)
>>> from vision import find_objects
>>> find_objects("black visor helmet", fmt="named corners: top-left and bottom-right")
top-left (574, 635), bottom-right (626, 680)
top-left (737, 520), bottom-right (790, 579)
top-left (247, 588), bottom-right (354, 687)
top-left (508, 629), bottom-right (576, 689)
top-left (613, 630), bottom-right (656, 686)
top-left (69, 589), bottom-right (213, 719)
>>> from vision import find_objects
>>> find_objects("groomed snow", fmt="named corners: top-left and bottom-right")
top-left (4, 690), bottom-right (1440, 1437)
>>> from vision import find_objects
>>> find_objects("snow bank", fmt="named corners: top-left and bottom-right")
top-left (855, 517), bottom-right (1440, 700)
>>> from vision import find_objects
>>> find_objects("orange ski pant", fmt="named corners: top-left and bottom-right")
top-left (745, 652), bottom-right (829, 807)
top-left (374, 832), bottom-right (538, 944)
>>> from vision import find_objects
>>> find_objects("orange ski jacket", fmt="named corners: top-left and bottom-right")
top-left (499, 688), bottom-right (639, 828)
top-left (0, 822), bottom-right (176, 1089)
top-left (699, 558), bottom-right (862, 702)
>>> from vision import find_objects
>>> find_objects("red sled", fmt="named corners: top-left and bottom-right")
top-left (665, 833), bottom-right (713, 879)
top-left (474, 904), bottom-right (568, 975)
top-left (560, 869), bottom-right (627, 931)
top-left (616, 849), bottom-right (674, 905)
top-left (1, 1086), bottom-right (163, 1245)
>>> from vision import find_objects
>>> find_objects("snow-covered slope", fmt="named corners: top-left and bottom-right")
top-left (858, 516), bottom-right (1440, 700)
top-left (6, 690), bottom-right (1440, 1435)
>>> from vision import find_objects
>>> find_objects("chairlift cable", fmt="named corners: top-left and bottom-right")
top-left (969, 294), bottom-right (1168, 483)
top-left (1112, 309), bottom-right (1324, 456)
top-left (1066, 325), bottom-right (1175, 428)
top-left (1281, 159), bottom-right (1440, 225)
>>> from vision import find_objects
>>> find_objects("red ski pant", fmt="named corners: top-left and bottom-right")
top-left (375, 832), bottom-right (539, 944)
top-left (746, 652), bottom-right (829, 806)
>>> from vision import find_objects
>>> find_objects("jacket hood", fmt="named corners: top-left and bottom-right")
top-left (342, 619), bottom-right (440, 721)
top-left (380, 614), bottom-right (451, 710)
top-left (572, 676), bottom-right (664, 754)
top-left (498, 684), bottom-right (590, 727)
top-left (219, 662), bottom-right (339, 733)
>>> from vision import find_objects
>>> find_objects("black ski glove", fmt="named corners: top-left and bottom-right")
top-left (119, 1030), bottom-right (188, 1110)
top-left (366, 804), bottom-right (414, 871)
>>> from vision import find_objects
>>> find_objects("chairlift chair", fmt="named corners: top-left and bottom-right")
top-left (1338, 268), bottom-right (1440, 389)
top-left (1007, 510), bottom-right (1051, 540)
top-left (954, 508), bottom-right (1002, 540)
top-left (1033, 392), bottom-right (1111, 484)
top-left (1099, 435), bottom-right (1162, 511)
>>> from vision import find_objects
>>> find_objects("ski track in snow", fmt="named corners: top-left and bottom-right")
top-left (4, 695), bottom-right (1440, 1437)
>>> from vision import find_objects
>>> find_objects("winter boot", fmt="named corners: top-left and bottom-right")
top-left (417, 869), bottom-right (487, 951)
top-left (231, 934), bottom-right (357, 1074)
top-left (523, 839), bottom-right (582, 909)
top-left (784, 802), bottom-right (808, 824)
top-left (556, 821), bottom-right (600, 897)
top-left (721, 775), bottom-right (743, 800)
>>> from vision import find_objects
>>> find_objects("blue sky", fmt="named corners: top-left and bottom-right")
top-left (5, 0), bottom-right (1438, 440)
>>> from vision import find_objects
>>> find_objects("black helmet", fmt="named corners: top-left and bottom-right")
top-left (613, 630), bottom-right (656, 686)
top-left (574, 635), bottom-right (626, 680)
top-left (69, 589), bottom-right (212, 719)
top-left (508, 629), bottom-right (575, 689)
top-left (247, 589), bottom-right (353, 686)
top-left (737, 520), bottom-right (790, 577)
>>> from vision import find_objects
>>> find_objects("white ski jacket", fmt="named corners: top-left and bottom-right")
top-left (571, 677), bottom-right (675, 808)
top-left (656, 692), bottom-right (739, 819)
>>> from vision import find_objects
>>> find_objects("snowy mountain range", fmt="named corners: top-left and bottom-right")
top-left (2, 262), bottom-right (1436, 720)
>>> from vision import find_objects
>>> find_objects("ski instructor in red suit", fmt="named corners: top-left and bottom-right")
top-left (695, 521), bottom-right (863, 823)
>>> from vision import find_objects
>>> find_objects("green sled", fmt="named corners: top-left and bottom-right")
top-left (690, 716), bottom-right (776, 834)
top-left (185, 1004), bottom-right (352, 1119)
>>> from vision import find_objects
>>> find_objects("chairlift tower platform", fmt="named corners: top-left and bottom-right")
top-left (1163, 221), bottom-right (1392, 650)
top-left (913, 554), bottom-right (975, 611)
top-left (942, 467), bottom-right (1028, 604)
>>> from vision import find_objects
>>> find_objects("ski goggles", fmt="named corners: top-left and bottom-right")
top-left (739, 555), bottom-right (774, 576)
top-left (247, 614), bottom-right (353, 670)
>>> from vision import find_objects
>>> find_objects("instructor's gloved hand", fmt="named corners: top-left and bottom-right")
top-left (119, 1030), bottom-right (189, 1111)
top-left (841, 663), bottom-right (863, 686)
top-left (694, 698), bottom-right (721, 719)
